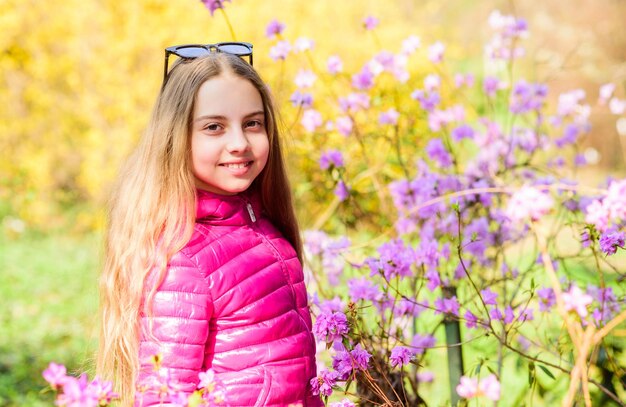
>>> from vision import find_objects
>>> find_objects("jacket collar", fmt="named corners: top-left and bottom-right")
top-left (195, 188), bottom-right (262, 226)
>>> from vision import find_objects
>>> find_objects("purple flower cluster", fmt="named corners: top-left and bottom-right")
top-left (43, 363), bottom-right (118, 406)
top-left (312, 311), bottom-right (350, 343)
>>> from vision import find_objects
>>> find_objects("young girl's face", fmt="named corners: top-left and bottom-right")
top-left (190, 73), bottom-right (269, 195)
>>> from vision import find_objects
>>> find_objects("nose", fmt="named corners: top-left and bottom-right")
top-left (226, 127), bottom-right (250, 153)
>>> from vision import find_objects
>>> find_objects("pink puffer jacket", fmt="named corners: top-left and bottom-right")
top-left (136, 189), bottom-right (323, 406)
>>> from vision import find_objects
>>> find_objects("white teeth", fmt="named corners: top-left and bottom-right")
top-left (223, 162), bottom-right (249, 169)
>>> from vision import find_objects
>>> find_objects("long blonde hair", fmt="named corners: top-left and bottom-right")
top-left (97, 53), bottom-right (302, 405)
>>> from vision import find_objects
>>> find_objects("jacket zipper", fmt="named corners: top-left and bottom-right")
top-left (242, 198), bottom-right (298, 299)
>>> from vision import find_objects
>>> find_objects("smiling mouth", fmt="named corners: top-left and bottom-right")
top-left (220, 161), bottom-right (253, 169)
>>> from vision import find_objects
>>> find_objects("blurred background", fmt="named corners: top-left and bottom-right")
top-left (0, 0), bottom-right (624, 405)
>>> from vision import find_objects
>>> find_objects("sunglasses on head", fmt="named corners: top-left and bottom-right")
top-left (163, 42), bottom-right (254, 83)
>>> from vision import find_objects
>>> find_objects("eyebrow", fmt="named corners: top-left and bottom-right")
top-left (194, 110), bottom-right (265, 123)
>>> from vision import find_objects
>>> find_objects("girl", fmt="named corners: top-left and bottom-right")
top-left (98, 45), bottom-right (322, 406)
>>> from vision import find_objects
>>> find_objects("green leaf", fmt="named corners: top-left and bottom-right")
top-left (538, 364), bottom-right (556, 380)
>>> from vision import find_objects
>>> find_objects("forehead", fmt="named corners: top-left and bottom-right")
top-left (193, 73), bottom-right (264, 117)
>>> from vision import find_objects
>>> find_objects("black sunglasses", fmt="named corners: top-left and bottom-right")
top-left (163, 42), bottom-right (254, 82)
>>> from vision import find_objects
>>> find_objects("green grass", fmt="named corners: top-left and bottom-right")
top-left (0, 231), bottom-right (100, 406)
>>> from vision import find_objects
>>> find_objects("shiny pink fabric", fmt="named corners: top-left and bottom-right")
top-left (136, 190), bottom-right (322, 406)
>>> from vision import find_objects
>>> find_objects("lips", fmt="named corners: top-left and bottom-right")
top-left (219, 161), bottom-right (253, 169)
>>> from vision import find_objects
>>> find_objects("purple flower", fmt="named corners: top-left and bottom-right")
top-left (310, 369), bottom-right (339, 397)
top-left (557, 89), bottom-right (586, 117)
top-left (352, 66), bottom-right (375, 90)
top-left (464, 310), bottom-right (478, 329)
top-left (313, 311), bottom-right (349, 342)
top-left (366, 239), bottom-right (416, 280)
top-left (339, 92), bottom-right (370, 112)
top-left (265, 19), bottom-right (285, 38)
top-left (412, 334), bottom-right (436, 354)
top-left (411, 90), bottom-right (440, 112)
top-left (363, 15), bottom-right (379, 30)
top-left (425, 138), bottom-right (453, 168)
top-left (43, 362), bottom-right (68, 388)
top-left (451, 124), bottom-right (475, 141)
top-left (334, 180), bottom-right (350, 202)
top-left (327, 55), bottom-right (343, 74)
top-left (379, 108), bottom-right (400, 125)
top-left (555, 124), bottom-right (581, 148)
top-left (350, 344), bottom-right (372, 370)
top-left (509, 80), bottom-right (547, 114)
top-left (290, 90), bottom-right (313, 108)
top-left (390, 346), bottom-right (415, 368)
top-left (537, 287), bottom-right (555, 312)
top-left (483, 76), bottom-right (503, 97)
top-left (480, 288), bottom-right (498, 305)
top-left (269, 40), bottom-right (291, 61)
top-left (319, 150), bottom-right (344, 170)
top-left (332, 350), bottom-right (353, 379)
top-left (88, 376), bottom-right (119, 405)
top-left (454, 73), bottom-right (475, 88)
top-left (348, 277), bottom-right (381, 302)
top-left (201, 0), bottom-right (230, 15)
top-left (599, 230), bottom-right (625, 255)
top-left (434, 296), bottom-right (460, 316)
top-left (425, 269), bottom-right (441, 291)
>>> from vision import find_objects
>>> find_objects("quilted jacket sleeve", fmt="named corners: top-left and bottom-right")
top-left (134, 251), bottom-right (213, 406)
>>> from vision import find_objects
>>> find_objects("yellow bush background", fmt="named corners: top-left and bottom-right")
top-left (1, 0), bottom-right (624, 232)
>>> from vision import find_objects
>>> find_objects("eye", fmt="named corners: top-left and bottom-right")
top-left (245, 119), bottom-right (264, 129)
top-left (204, 123), bottom-right (223, 132)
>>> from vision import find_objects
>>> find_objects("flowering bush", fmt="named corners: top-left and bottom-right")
top-left (242, 5), bottom-right (624, 407)
top-left (43, 358), bottom-right (226, 407)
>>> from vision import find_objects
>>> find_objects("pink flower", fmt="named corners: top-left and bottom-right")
top-left (423, 74), bottom-right (441, 92)
top-left (294, 37), bottom-right (315, 52)
top-left (301, 109), bottom-right (323, 132)
top-left (363, 15), bottom-right (379, 30)
top-left (56, 374), bottom-right (100, 407)
top-left (411, 333), bottom-right (436, 355)
top-left (335, 116), bottom-right (353, 137)
top-left (379, 108), bottom-right (400, 125)
top-left (339, 93), bottom-right (370, 112)
top-left (87, 376), bottom-right (119, 405)
top-left (456, 374), bottom-right (500, 401)
top-left (563, 285), bottom-right (593, 318)
top-left (505, 186), bottom-right (554, 223)
top-left (294, 69), bottom-right (317, 88)
top-left (417, 371), bottom-right (434, 383)
top-left (428, 41), bottom-right (445, 63)
top-left (609, 97), bottom-right (626, 115)
top-left (201, 0), bottom-right (230, 16)
top-left (43, 362), bottom-right (68, 388)
top-left (265, 19), bottom-right (285, 38)
top-left (327, 56), bottom-right (343, 74)
top-left (400, 35), bottom-right (421, 55)
top-left (269, 40), bottom-right (291, 61)
top-left (329, 399), bottom-right (356, 407)
top-left (598, 83), bottom-right (615, 105)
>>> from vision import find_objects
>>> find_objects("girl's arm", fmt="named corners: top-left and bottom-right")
top-left (135, 250), bottom-right (213, 406)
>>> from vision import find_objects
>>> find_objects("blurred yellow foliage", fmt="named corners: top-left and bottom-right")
top-left (1, 0), bottom-right (624, 232)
